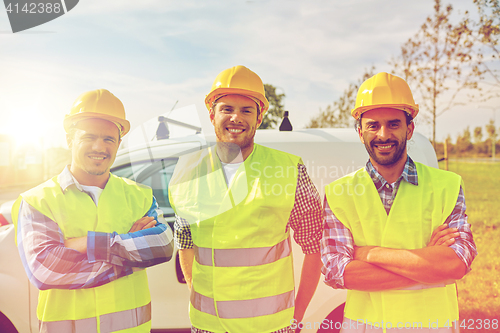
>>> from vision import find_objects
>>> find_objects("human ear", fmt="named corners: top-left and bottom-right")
top-left (407, 122), bottom-right (415, 140)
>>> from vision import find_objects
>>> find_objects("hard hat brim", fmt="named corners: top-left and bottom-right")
top-left (351, 104), bottom-right (419, 120)
top-left (63, 112), bottom-right (131, 136)
top-left (205, 88), bottom-right (269, 115)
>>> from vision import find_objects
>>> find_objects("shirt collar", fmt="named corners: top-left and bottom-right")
top-left (365, 156), bottom-right (418, 191)
top-left (57, 166), bottom-right (85, 193)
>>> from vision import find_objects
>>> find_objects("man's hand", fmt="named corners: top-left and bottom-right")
top-left (354, 224), bottom-right (459, 262)
top-left (353, 245), bottom-right (377, 262)
top-left (427, 224), bottom-right (459, 247)
top-left (128, 216), bottom-right (156, 233)
top-left (65, 237), bottom-right (87, 254)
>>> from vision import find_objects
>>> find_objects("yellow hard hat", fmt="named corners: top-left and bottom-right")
top-left (64, 89), bottom-right (130, 136)
top-left (205, 65), bottom-right (269, 115)
top-left (351, 72), bottom-right (419, 120)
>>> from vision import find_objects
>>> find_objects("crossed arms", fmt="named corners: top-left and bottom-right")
top-left (17, 198), bottom-right (173, 290)
top-left (343, 224), bottom-right (466, 291)
top-left (321, 188), bottom-right (477, 292)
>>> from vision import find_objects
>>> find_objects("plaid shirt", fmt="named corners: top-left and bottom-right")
top-left (321, 157), bottom-right (477, 289)
top-left (175, 163), bottom-right (323, 254)
top-left (16, 167), bottom-right (173, 290)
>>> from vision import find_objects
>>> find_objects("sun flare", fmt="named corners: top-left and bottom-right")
top-left (1, 109), bottom-right (50, 149)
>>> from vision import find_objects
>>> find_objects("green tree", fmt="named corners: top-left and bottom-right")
top-left (306, 66), bottom-right (376, 128)
top-left (473, 125), bottom-right (483, 143)
top-left (456, 126), bottom-right (474, 153)
top-left (456, 0), bottom-right (500, 100)
top-left (261, 84), bottom-right (285, 129)
top-left (485, 118), bottom-right (498, 157)
top-left (389, 0), bottom-right (480, 148)
top-left (486, 118), bottom-right (497, 139)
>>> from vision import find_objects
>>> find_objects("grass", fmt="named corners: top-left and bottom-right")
top-left (439, 160), bottom-right (500, 332)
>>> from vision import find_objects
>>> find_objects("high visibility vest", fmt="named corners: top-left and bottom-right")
top-left (325, 162), bottom-right (462, 329)
top-left (15, 173), bottom-right (153, 333)
top-left (169, 144), bottom-right (301, 333)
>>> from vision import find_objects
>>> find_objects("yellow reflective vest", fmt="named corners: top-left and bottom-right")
top-left (169, 144), bottom-right (301, 333)
top-left (14, 173), bottom-right (153, 333)
top-left (325, 162), bottom-right (462, 329)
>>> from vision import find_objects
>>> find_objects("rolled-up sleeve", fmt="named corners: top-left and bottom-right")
top-left (17, 200), bottom-right (133, 290)
top-left (288, 164), bottom-right (323, 254)
top-left (321, 197), bottom-right (354, 289)
top-left (447, 187), bottom-right (477, 273)
top-left (173, 214), bottom-right (193, 249)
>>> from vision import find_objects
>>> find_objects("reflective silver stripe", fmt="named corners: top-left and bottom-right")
top-left (38, 302), bottom-right (151, 333)
top-left (100, 302), bottom-right (151, 333)
top-left (191, 290), bottom-right (294, 319)
top-left (399, 283), bottom-right (446, 290)
top-left (195, 238), bottom-right (291, 267)
top-left (194, 244), bottom-right (213, 266)
top-left (218, 290), bottom-right (294, 319)
top-left (39, 317), bottom-right (97, 333)
top-left (191, 290), bottom-right (217, 316)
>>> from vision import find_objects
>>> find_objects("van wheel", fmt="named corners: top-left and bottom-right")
top-left (316, 303), bottom-right (345, 333)
top-left (0, 312), bottom-right (18, 333)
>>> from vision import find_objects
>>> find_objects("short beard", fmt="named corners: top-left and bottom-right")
top-left (364, 136), bottom-right (407, 166)
top-left (216, 141), bottom-right (243, 163)
top-left (86, 168), bottom-right (108, 176)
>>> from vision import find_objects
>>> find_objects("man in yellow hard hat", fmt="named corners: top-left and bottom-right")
top-left (13, 89), bottom-right (174, 333)
top-left (321, 73), bottom-right (477, 332)
top-left (168, 65), bottom-right (323, 333)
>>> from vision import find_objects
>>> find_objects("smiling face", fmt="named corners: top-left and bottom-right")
top-left (210, 94), bottom-right (263, 160)
top-left (67, 118), bottom-right (121, 187)
top-left (358, 108), bottom-right (414, 169)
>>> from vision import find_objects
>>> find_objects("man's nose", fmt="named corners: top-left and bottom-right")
top-left (377, 125), bottom-right (390, 140)
top-left (92, 139), bottom-right (106, 152)
top-left (230, 111), bottom-right (242, 123)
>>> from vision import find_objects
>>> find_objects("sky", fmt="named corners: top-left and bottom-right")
top-left (0, 0), bottom-right (498, 150)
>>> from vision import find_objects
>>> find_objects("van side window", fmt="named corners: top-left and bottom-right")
top-left (111, 159), bottom-right (178, 218)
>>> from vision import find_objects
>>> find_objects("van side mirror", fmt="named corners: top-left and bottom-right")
top-left (279, 111), bottom-right (293, 131)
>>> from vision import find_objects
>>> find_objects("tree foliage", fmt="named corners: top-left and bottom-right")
top-left (389, 0), bottom-right (480, 148)
top-left (474, 125), bottom-right (483, 143)
top-left (436, 122), bottom-right (500, 157)
top-left (260, 84), bottom-right (285, 129)
top-left (485, 118), bottom-right (497, 139)
top-left (306, 66), bottom-right (376, 128)
top-left (456, 126), bottom-right (474, 153)
top-left (456, 0), bottom-right (500, 100)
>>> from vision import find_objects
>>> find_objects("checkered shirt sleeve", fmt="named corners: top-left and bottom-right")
top-left (288, 164), bottom-right (323, 254)
top-left (17, 197), bottom-right (173, 290)
top-left (87, 197), bottom-right (174, 268)
top-left (320, 197), bottom-right (354, 289)
top-left (446, 187), bottom-right (477, 272)
top-left (174, 214), bottom-right (193, 249)
top-left (174, 164), bottom-right (323, 254)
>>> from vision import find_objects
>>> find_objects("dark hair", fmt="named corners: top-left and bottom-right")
top-left (355, 110), bottom-right (413, 131)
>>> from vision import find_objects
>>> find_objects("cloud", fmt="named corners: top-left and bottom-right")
top-left (0, 0), bottom-right (489, 144)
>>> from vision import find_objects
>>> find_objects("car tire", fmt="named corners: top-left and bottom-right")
top-left (315, 302), bottom-right (345, 333)
top-left (0, 312), bottom-right (18, 333)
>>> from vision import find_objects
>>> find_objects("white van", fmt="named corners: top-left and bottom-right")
top-left (0, 127), bottom-right (438, 333)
